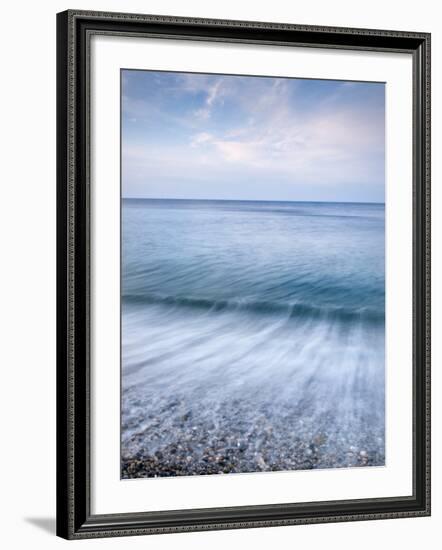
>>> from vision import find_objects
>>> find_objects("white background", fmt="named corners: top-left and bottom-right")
top-left (0, 0), bottom-right (440, 548)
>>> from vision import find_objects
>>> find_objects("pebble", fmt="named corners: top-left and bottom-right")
top-left (121, 396), bottom-right (385, 479)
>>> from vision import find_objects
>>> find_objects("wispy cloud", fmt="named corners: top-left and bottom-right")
top-left (122, 71), bottom-right (385, 202)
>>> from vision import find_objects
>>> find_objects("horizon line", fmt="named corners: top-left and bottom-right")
top-left (122, 197), bottom-right (385, 205)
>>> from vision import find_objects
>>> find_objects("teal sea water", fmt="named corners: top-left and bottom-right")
top-left (121, 199), bottom-right (385, 477)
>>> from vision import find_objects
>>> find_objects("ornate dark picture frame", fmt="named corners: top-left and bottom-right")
top-left (56, 9), bottom-right (431, 540)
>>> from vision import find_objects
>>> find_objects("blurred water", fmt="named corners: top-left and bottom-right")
top-left (121, 199), bottom-right (385, 477)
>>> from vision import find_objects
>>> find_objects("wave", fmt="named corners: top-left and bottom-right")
top-left (121, 200), bottom-right (385, 475)
top-left (123, 292), bottom-right (384, 324)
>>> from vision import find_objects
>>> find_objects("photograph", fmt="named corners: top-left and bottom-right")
top-left (55, 8), bottom-right (430, 539)
top-left (120, 69), bottom-right (386, 479)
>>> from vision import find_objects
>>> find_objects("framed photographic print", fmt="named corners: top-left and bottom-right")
top-left (56, 10), bottom-right (431, 539)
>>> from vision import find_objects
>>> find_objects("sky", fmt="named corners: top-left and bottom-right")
top-left (122, 70), bottom-right (385, 203)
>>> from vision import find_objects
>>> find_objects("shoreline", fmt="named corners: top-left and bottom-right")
top-left (121, 427), bottom-right (385, 479)
top-left (122, 448), bottom-right (384, 479)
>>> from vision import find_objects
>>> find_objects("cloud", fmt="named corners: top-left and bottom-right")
top-left (122, 71), bottom-right (385, 201)
top-left (188, 86), bottom-right (383, 180)
top-left (206, 80), bottom-right (222, 106)
top-left (190, 132), bottom-right (213, 147)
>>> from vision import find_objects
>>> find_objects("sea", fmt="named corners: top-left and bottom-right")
top-left (121, 198), bottom-right (385, 477)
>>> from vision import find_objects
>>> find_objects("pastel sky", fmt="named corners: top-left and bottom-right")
top-left (122, 70), bottom-right (385, 203)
